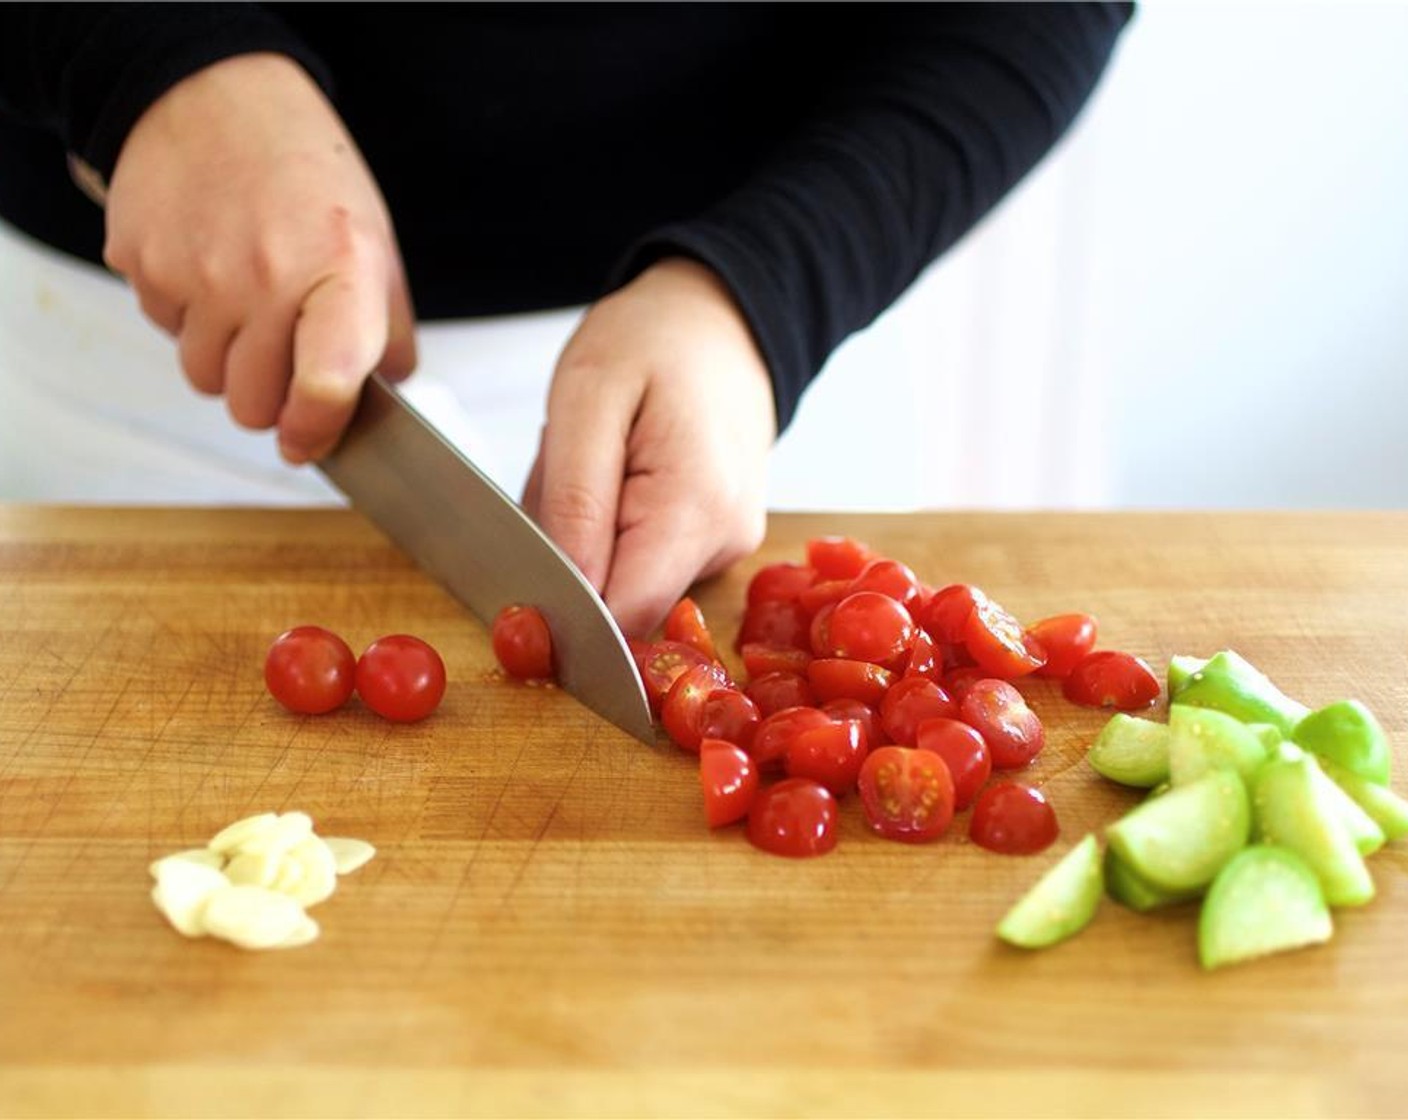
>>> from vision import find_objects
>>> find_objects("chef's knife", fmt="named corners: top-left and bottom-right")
top-left (318, 375), bottom-right (655, 744)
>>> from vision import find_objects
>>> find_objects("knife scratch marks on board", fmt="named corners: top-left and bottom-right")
top-left (496, 739), bottom-right (591, 907)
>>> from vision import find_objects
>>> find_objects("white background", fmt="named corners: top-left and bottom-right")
top-left (769, 0), bottom-right (1408, 512)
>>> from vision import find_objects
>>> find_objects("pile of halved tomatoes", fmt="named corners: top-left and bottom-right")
top-left (494, 536), bottom-right (1160, 859)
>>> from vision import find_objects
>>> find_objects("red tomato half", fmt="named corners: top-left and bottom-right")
top-left (826, 591), bottom-right (917, 666)
top-left (264, 625), bottom-right (356, 715)
top-left (740, 643), bottom-right (812, 679)
top-left (969, 782), bottom-right (1059, 854)
top-left (964, 597), bottom-right (1045, 679)
top-left (630, 639), bottom-right (715, 715)
top-left (959, 679), bottom-right (1046, 770)
top-left (902, 628), bottom-right (942, 683)
top-left (750, 706), bottom-right (834, 769)
top-left (699, 739), bottom-right (759, 828)
top-left (355, 634), bottom-right (447, 722)
top-left (700, 688), bottom-right (762, 751)
top-left (663, 597), bottom-right (719, 662)
top-left (806, 536), bottom-right (875, 581)
top-left (1028, 613), bottom-right (1099, 680)
top-left (821, 698), bottom-right (885, 749)
top-left (807, 659), bottom-right (895, 706)
top-left (1063, 650), bottom-right (1161, 710)
top-left (848, 559), bottom-right (923, 609)
top-left (491, 604), bottom-right (555, 681)
top-left (661, 664), bottom-right (735, 751)
top-left (857, 746), bottom-right (955, 844)
top-left (785, 719), bottom-right (868, 795)
top-left (745, 672), bottom-right (816, 716)
top-left (746, 779), bottom-right (839, 858)
top-left (913, 717), bottom-right (991, 810)
top-left (940, 665), bottom-right (987, 702)
top-left (879, 677), bottom-right (957, 746)
top-left (922, 584), bottom-right (986, 645)
top-left (737, 600), bottom-right (810, 652)
top-left (797, 579), bottom-right (853, 618)
top-left (747, 562), bottom-right (817, 607)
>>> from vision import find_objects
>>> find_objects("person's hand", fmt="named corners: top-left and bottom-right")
top-left (522, 257), bottom-right (777, 637)
top-left (103, 53), bottom-right (417, 463)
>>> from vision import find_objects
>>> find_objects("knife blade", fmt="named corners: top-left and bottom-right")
top-left (318, 375), bottom-right (655, 744)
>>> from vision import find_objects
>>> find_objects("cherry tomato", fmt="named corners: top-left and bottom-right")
top-left (785, 719), bottom-right (868, 795)
top-left (491, 604), bottom-right (554, 681)
top-left (848, 558), bottom-right (922, 609)
top-left (825, 591), bottom-right (917, 666)
top-left (807, 658), bottom-right (895, 706)
top-left (661, 663), bottom-right (733, 750)
top-left (663, 597), bottom-right (719, 662)
top-left (857, 746), bottom-right (955, 843)
top-left (913, 716), bottom-right (991, 810)
top-left (740, 642), bottom-right (812, 679)
top-left (745, 671), bottom-right (816, 716)
top-left (964, 597), bottom-right (1046, 679)
top-left (969, 782), bottom-right (1059, 854)
top-left (751, 706), bottom-right (834, 769)
top-left (746, 562), bottom-right (817, 607)
top-left (737, 599), bottom-right (810, 652)
top-left (940, 665), bottom-right (987, 702)
top-left (902, 628), bottom-right (942, 683)
top-left (264, 625), bottom-right (356, 715)
top-left (355, 634), bottom-right (447, 722)
top-left (921, 583), bottom-right (986, 644)
top-left (959, 679), bottom-right (1046, 770)
top-left (1063, 650), bottom-right (1161, 710)
top-left (699, 739), bottom-right (759, 827)
top-left (746, 778), bottom-right (839, 858)
top-left (1027, 613), bottom-right (1099, 680)
top-left (821, 698), bottom-right (885, 749)
top-left (878, 676), bottom-right (957, 746)
top-left (806, 536), bottom-right (875, 581)
top-left (700, 688), bottom-right (762, 751)
top-left (630, 639), bottom-right (715, 715)
top-left (797, 578), bottom-right (853, 618)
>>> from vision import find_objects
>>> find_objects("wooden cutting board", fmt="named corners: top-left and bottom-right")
top-left (1, 506), bottom-right (1405, 1119)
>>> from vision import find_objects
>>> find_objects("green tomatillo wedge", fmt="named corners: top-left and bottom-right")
top-left (1088, 714), bottom-right (1171, 789)
top-left (1318, 757), bottom-right (1408, 842)
top-left (996, 834), bottom-right (1104, 949)
top-left (1171, 651), bottom-right (1309, 738)
top-left (1106, 768), bottom-right (1251, 894)
top-left (1198, 845), bottom-right (1333, 970)
top-left (1293, 699), bottom-right (1392, 786)
top-left (1167, 654), bottom-right (1207, 696)
top-left (1167, 704), bottom-right (1270, 787)
top-left (1103, 845), bottom-right (1201, 912)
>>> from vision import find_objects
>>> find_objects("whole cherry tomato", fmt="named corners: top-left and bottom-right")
top-left (264, 625), bottom-right (356, 715)
top-left (355, 634), bottom-right (447, 722)
top-left (491, 604), bottom-right (554, 681)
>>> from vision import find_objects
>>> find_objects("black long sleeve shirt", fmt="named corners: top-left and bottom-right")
top-left (0, 2), bottom-right (1132, 430)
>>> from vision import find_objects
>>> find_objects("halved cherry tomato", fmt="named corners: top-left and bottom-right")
top-left (848, 559), bottom-right (922, 609)
top-left (825, 591), bottom-right (916, 667)
top-left (959, 679), bottom-right (1046, 770)
top-left (660, 663), bottom-right (732, 751)
top-left (663, 597), bottom-right (719, 662)
top-left (808, 603), bottom-right (836, 657)
top-left (630, 639), bottom-right (715, 715)
top-left (807, 658), bottom-right (895, 706)
top-left (914, 717), bottom-right (991, 810)
top-left (902, 628), bottom-right (942, 683)
top-left (785, 719), bottom-right (868, 795)
top-left (740, 643), bottom-right (812, 679)
top-left (806, 537), bottom-right (875, 581)
top-left (746, 562), bottom-right (818, 607)
top-left (878, 676), bottom-right (957, 746)
top-left (969, 782), bottom-right (1058, 854)
top-left (1027, 613), bottom-right (1099, 679)
top-left (737, 599), bottom-right (810, 652)
top-left (750, 706), bottom-right (834, 769)
top-left (857, 746), bottom-right (955, 843)
top-left (1063, 650), bottom-right (1160, 710)
top-left (964, 597), bottom-right (1046, 679)
top-left (699, 688), bottom-right (762, 750)
top-left (265, 625), bottom-right (356, 715)
top-left (746, 779), bottom-right (839, 858)
top-left (821, 698), bottom-right (885, 749)
top-left (699, 739), bottom-right (759, 827)
top-left (922, 583), bottom-right (986, 644)
top-left (491, 604), bottom-right (555, 682)
top-left (797, 579), bottom-right (853, 618)
top-left (355, 634), bottom-right (447, 723)
top-left (940, 665), bottom-right (987, 701)
top-left (745, 672), bottom-right (816, 716)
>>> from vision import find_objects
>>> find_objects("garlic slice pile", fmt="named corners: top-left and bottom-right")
top-left (148, 812), bottom-right (375, 950)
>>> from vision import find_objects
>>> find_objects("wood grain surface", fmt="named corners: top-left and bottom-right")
top-left (1, 506), bottom-right (1405, 1119)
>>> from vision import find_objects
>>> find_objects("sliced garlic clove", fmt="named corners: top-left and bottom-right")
top-left (151, 861), bottom-right (230, 937)
top-left (285, 836), bottom-right (338, 907)
top-left (207, 812), bottom-right (280, 855)
top-left (323, 837), bottom-right (377, 876)
top-left (200, 885), bottom-right (309, 950)
top-left (275, 914), bottom-right (321, 949)
top-left (235, 811), bottom-right (315, 858)
top-left (148, 848), bottom-right (225, 878)
top-left (223, 849), bottom-right (282, 889)
top-left (269, 851), bottom-right (307, 896)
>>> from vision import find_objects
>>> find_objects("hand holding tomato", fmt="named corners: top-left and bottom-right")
top-left (521, 257), bottom-right (775, 638)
